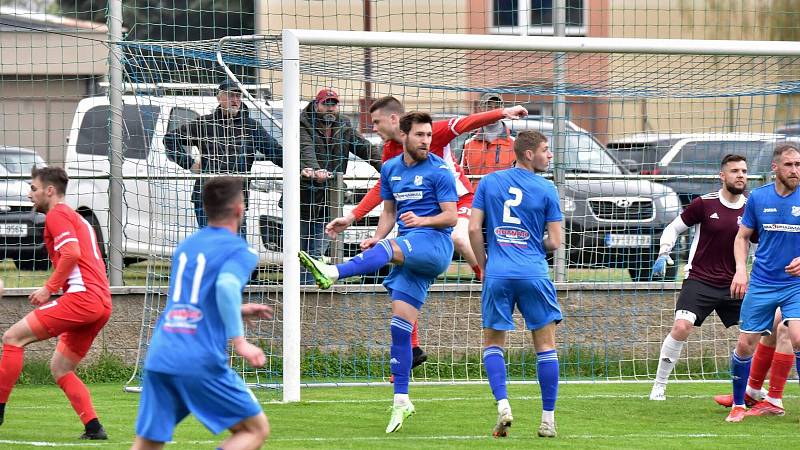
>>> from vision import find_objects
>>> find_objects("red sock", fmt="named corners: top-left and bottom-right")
top-left (767, 352), bottom-right (794, 400)
top-left (411, 321), bottom-right (420, 348)
top-left (748, 342), bottom-right (776, 390)
top-left (56, 372), bottom-right (97, 425)
top-left (470, 264), bottom-right (482, 281)
top-left (0, 344), bottom-right (24, 403)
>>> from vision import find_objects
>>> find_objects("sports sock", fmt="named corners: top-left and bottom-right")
top-left (542, 410), bottom-right (555, 424)
top-left (748, 342), bottom-right (776, 390)
top-left (470, 264), bottom-right (482, 281)
top-left (56, 372), bottom-right (98, 425)
top-left (411, 321), bottom-right (420, 348)
top-left (766, 351), bottom-right (794, 405)
top-left (335, 240), bottom-right (392, 279)
top-left (0, 344), bottom-right (24, 403)
top-left (482, 346), bottom-right (507, 402)
top-left (390, 316), bottom-right (413, 396)
top-left (655, 334), bottom-right (685, 384)
top-left (731, 351), bottom-right (752, 407)
top-left (537, 350), bottom-right (559, 413)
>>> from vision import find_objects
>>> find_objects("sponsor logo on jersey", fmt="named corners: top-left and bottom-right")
top-left (763, 207), bottom-right (778, 213)
top-left (710, 212), bottom-right (719, 219)
top-left (792, 206), bottom-right (800, 217)
top-left (494, 226), bottom-right (530, 246)
top-left (164, 304), bottom-right (204, 333)
top-left (391, 176), bottom-right (402, 181)
top-left (414, 175), bottom-right (424, 186)
top-left (762, 223), bottom-right (800, 232)
top-left (393, 191), bottom-right (423, 201)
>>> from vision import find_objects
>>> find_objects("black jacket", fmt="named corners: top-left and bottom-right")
top-left (298, 102), bottom-right (381, 220)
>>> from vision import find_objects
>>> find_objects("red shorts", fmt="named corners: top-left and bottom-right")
top-left (457, 193), bottom-right (474, 219)
top-left (27, 291), bottom-right (112, 362)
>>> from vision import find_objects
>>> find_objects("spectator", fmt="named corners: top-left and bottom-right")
top-left (460, 93), bottom-right (516, 186)
top-left (298, 88), bottom-right (381, 284)
top-left (163, 80), bottom-right (281, 235)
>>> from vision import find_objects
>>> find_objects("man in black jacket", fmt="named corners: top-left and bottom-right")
top-left (164, 81), bottom-right (281, 234)
top-left (299, 88), bottom-right (381, 283)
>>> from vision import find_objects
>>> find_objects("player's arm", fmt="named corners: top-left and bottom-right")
top-left (400, 201), bottom-right (457, 229)
top-left (468, 207), bottom-right (486, 271)
top-left (731, 224), bottom-right (754, 299)
top-left (447, 106), bottom-right (529, 137)
top-left (543, 220), bottom-right (562, 252)
top-left (30, 215), bottom-right (82, 306)
top-left (325, 179), bottom-right (383, 238)
top-left (216, 257), bottom-right (269, 368)
top-left (359, 199), bottom-right (397, 251)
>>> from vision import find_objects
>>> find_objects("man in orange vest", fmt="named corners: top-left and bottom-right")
top-left (461, 93), bottom-right (516, 188)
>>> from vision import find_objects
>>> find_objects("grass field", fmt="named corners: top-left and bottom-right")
top-left (1, 382), bottom-right (797, 449)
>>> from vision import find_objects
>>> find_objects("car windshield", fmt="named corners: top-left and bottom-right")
top-left (541, 131), bottom-right (622, 174)
top-left (0, 151), bottom-right (45, 174)
top-left (249, 108), bottom-right (283, 143)
top-left (668, 140), bottom-right (769, 172)
top-left (606, 139), bottom-right (680, 166)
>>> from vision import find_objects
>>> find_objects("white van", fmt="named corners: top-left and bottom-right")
top-left (63, 94), bottom-right (382, 266)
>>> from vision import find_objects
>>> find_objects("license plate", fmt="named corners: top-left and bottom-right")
top-left (0, 223), bottom-right (27, 237)
top-left (605, 233), bottom-right (651, 248)
top-left (342, 228), bottom-right (373, 243)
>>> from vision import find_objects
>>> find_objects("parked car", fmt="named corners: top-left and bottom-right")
top-left (0, 146), bottom-right (49, 270)
top-left (458, 118), bottom-right (683, 281)
top-left (63, 95), bottom-right (383, 269)
top-left (607, 133), bottom-right (793, 206)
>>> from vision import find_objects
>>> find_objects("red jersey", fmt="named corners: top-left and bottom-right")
top-left (44, 203), bottom-right (110, 299)
top-left (352, 109), bottom-right (505, 220)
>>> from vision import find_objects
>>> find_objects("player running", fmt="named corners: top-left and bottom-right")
top-left (468, 131), bottom-right (562, 438)
top-left (132, 177), bottom-right (273, 450)
top-left (299, 112), bottom-right (458, 433)
top-left (649, 154), bottom-right (753, 401)
top-left (0, 167), bottom-right (111, 439)
top-left (325, 95), bottom-right (528, 369)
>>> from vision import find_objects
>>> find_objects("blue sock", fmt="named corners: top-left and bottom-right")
top-left (537, 349), bottom-right (559, 412)
top-left (390, 316), bottom-right (413, 395)
top-left (731, 351), bottom-right (752, 406)
top-left (483, 346), bottom-right (507, 401)
top-left (335, 240), bottom-right (392, 279)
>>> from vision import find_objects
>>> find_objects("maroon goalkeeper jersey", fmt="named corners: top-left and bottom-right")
top-left (681, 190), bottom-right (750, 288)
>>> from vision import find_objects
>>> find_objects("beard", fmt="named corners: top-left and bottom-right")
top-left (777, 172), bottom-right (800, 190)
top-left (321, 112), bottom-right (338, 124)
top-left (725, 182), bottom-right (745, 195)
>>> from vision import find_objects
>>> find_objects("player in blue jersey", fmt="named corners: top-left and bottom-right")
top-left (725, 144), bottom-right (800, 423)
top-left (468, 130), bottom-right (562, 438)
top-left (132, 177), bottom-right (273, 450)
top-left (298, 111), bottom-right (458, 433)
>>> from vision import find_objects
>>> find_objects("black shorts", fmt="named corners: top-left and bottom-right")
top-left (675, 278), bottom-right (742, 328)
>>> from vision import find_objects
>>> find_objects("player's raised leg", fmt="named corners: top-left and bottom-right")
top-left (298, 239), bottom-right (394, 289)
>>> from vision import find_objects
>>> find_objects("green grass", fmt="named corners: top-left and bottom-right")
top-left (1, 382), bottom-right (797, 449)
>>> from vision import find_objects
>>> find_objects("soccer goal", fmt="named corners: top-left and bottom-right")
top-left (122, 30), bottom-right (800, 402)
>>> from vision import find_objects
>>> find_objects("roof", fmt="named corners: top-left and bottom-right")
top-left (609, 132), bottom-right (788, 145)
top-left (0, 6), bottom-right (108, 33)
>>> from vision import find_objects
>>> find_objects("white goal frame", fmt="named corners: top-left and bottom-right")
top-left (217, 30), bottom-right (800, 403)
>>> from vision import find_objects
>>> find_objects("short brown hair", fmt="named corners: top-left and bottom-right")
top-left (773, 143), bottom-right (800, 163)
top-left (31, 166), bottom-right (68, 195)
top-left (720, 153), bottom-right (747, 169)
top-left (202, 176), bottom-right (244, 222)
top-left (369, 96), bottom-right (404, 115)
top-left (398, 111), bottom-right (433, 135)
top-left (513, 130), bottom-right (548, 160)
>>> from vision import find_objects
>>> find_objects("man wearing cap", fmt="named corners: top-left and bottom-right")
top-left (461, 94), bottom-right (516, 187)
top-left (298, 88), bottom-right (381, 284)
top-left (164, 81), bottom-right (282, 233)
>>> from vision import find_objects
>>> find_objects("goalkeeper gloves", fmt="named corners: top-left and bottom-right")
top-left (651, 254), bottom-right (674, 278)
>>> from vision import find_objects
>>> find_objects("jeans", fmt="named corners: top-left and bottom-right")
top-left (300, 218), bottom-right (329, 285)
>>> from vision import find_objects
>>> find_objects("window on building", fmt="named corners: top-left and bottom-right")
top-left (492, 0), bottom-right (585, 35)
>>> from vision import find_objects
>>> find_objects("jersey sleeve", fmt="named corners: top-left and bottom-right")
top-left (45, 208), bottom-right (79, 252)
top-left (380, 164), bottom-right (394, 201)
top-left (434, 166), bottom-right (459, 203)
top-left (219, 246), bottom-right (259, 285)
top-left (545, 183), bottom-right (563, 222)
top-left (741, 193), bottom-right (757, 229)
top-left (679, 196), bottom-right (705, 226)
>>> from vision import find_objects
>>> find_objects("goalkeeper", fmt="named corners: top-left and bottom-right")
top-left (649, 154), bottom-right (754, 401)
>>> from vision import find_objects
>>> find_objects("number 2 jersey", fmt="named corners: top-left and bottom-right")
top-left (145, 226), bottom-right (258, 375)
top-left (473, 168), bottom-right (562, 279)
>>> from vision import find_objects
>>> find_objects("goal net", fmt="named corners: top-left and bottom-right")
top-left (120, 31), bottom-right (800, 399)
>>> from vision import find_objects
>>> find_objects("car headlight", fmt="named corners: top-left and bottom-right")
top-left (250, 178), bottom-right (283, 193)
top-left (656, 193), bottom-right (681, 215)
top-left (561, 195), bottom-right (576, 213)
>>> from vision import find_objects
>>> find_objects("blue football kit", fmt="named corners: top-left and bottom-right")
top-left (379, 152), bottom-right (458, 305)
top-left (473, 168), bottom-right (563, 331)
top-left (136, 226), bottom-right (261, 442)
top-left (739, 183), bottom-right (800, 333)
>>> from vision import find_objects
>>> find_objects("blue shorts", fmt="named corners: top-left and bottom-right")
top-left (383, 230), bottom-right (453, 306)
top-left (482, 277), bottom-right (562, 331)
top-left (135, 368), bottom-right (262, 442)
top-left (740, 282), bottom-right (800, 334)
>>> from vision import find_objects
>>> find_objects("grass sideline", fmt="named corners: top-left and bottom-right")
top-left (0, 382), bottom-right (797, 449)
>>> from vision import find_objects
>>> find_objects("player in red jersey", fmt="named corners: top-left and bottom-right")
top-left (326, 96), bottom-right (528, 370)
top-left (0, 166), bottom-right (111, 440)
